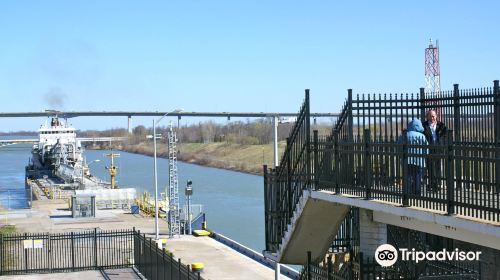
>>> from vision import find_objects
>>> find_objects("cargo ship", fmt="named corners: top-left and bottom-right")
top-left (24, 115), bottom-right (135, 208)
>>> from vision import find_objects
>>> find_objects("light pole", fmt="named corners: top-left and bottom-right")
top-left (148, 108), bottom-right (183, 240)
top-left (81, 159), bottom-right (100, 187)
top-left (185, 180), bottom-right (193, 235)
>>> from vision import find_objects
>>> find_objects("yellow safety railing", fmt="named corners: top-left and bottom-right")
top-left (134, 191), bottom-right (166, 218)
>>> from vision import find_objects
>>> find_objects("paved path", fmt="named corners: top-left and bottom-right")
top-left (164, 235), bottom-right (288, 280)
top-left (1, 200), bottom-right (288, 280)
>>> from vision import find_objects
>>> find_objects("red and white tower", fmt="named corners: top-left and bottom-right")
top-left (425, 39), bottom-right (441, 96)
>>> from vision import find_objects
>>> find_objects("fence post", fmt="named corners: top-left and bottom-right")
top-left (178, 258), bottom-right (182, 280)
top-left (358, 252), bottom-right (364, 280)
top-left (136, 230), bottom-right (141, 269)
top-left (162, 249), bottom-right (167, 280)
top-left (71, 232), bottom-right (75, 271)
top-left (494, 80), bottom-right (500, 193)
top-left (348, 89), bottom-right (353, 141)
top-left (313, 130), bottom-right (319, 191)
top-left (307, 251), bottom-right (312, 280)
top-left (286, 138), bottom-right (292, 220)
top-left (453, 84), bottom-right (460, 142)
top-left (402, 130), bottom-right (409, 206)
top-left (305, 89), bottom-right (312, 191)
top-left (263, 165), bottom-right (269, 251)
top-left (446, 130), bottom-right (455, 215)
top-left (170, 252), bottom-right (174, 280)
top-left (327, 254), bottom-right (332, 280)
top-left (24, 233), bottom-right (28, 274)
top-left (494, 80), bottom-right (500, 143)
top-left (420, 88), bottom-right (426, 120)
top-left (94, 228), bottom-right (98, 269)
top-left (364, 129), bottom-right (372, 200)
top-left (47, 233), bottom-right (51, 273)
top-left (348, 89), bottom-right (354, 188)
top-left (333, 130), bottom-right (340, 194)
top-left (156, 242), bottom-right (159, 280)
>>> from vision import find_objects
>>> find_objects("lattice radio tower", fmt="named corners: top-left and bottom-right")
top-left (167, 122), bottom-right (181, 237)
top-left (425, 39), bottom-right (441, 98)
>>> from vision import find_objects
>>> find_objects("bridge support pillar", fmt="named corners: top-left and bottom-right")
top-left (359, 209), bottom-right (387, 258)
top-left (127, 116), bottom-right (132, 134)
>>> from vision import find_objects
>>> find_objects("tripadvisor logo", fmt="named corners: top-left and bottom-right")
top-left (374, 244), bottom-right (481, 267)
top-left (375, 244), bottom-right (398, 267)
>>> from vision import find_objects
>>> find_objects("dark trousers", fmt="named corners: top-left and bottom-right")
top-left (426, 148), bottom-right (442, 191)
top-left (406, 164), bottom-right (423, 196)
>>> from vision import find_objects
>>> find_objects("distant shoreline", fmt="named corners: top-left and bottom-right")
top-left (86, 142), bottom-right (282, 176)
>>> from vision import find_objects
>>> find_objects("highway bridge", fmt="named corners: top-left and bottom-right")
top-left (0, 111), bottom-right (338, 118)
top-left (0, 110), bottom-right (339, 166)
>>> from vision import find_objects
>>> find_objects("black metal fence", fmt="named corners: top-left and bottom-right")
top-left (265, 81), bottom-right (500, 252)
top-left (0, 229), bottom-right (133, 275)
top-left (299, 207), bottom-right (481, 280)
top-left (264, 89), bottom-right (311, 253)
top-left (134, 231), bottom-right (202, 280)
top-left (386, 225), bottom-right (481, 279)
top-left (316, 81), bottom-right (500, 222)
top-left (265, 82), bottom-right (499, 279)
top-left (330, 207), bottom-right (359, 256)
top-left (0, 228), bottom-right (203, 280)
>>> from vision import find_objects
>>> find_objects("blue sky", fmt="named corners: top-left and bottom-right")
top-left (1, 1), bottom-right (499, 131)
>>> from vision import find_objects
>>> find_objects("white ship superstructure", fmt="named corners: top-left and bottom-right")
top-left (25, 115), bottom-right (136, 209)
top-left (26, 116), bottom-right (85, 183)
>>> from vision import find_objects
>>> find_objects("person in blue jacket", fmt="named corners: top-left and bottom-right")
top-left (403, 119), bottom-right (429, 196)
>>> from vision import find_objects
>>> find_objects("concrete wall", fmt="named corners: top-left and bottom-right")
top-left (359, 209), bottom-right (387, 258)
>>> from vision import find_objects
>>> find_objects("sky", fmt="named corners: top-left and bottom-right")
top-left (1, 1), bottom-right (499, 131)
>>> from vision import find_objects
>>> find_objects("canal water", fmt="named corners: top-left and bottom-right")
top-left (0, 142), bottom-right (265, 252)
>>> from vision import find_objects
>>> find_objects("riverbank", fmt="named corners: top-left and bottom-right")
top-left (113, 141), bottom-right (286, 175)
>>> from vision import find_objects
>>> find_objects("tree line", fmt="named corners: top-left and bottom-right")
top-left (78, 118), bottom-right (333, 145)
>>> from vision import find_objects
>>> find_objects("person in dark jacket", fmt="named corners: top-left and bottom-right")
top-left (403, 119), bottom-right (429, 196)
top-left (422, 110), bottom-right (447, 192)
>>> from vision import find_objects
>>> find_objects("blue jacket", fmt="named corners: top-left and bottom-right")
top-left (404, 119), bottom-right (429, 167)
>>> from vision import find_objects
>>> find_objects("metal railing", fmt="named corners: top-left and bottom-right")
top-left (264, 89), bottom-right (311, 252)
top-left (0, 228), bottom-right (204, 279)
top-left (300, 250), bottom-right (480, 280)
top-left (0, 229), bottom-right (134, 275)
top-left (134, 231), bottom-right (202, 280)
top-left (265, 82), bottom-right (500, 253)
top-left (316, 129), bottom-right (500, 222)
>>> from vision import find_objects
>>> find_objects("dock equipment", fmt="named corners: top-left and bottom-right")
top-left (105, 153), bottom-right (120, 189)
top-left (191, 263), bottom-right (204, 273)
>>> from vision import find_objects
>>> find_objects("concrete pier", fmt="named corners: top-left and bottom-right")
top-left (1, 199), bottom-right (291, 279)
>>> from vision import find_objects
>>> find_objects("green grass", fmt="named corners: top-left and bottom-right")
top-left (122, 141), bottom-right (287, 174)
top-left (0, 225), bottom-right (15, 235)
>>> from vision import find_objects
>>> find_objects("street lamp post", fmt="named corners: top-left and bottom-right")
top-left (185, 180), bottom-right (193, 235)
top-left (149, 109), bottom-right (183, 240)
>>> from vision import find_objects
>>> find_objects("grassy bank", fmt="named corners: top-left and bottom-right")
top-left (119, 141), bottom-right (286, 175)
top-left (0, 225), bottom-right (16, 235)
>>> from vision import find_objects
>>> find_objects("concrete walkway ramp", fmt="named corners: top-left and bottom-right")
top-left (278, 190), bottom-right (350, 264)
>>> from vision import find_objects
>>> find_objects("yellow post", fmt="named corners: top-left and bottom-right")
top-left (105, 153), bottom-right (120, 189)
